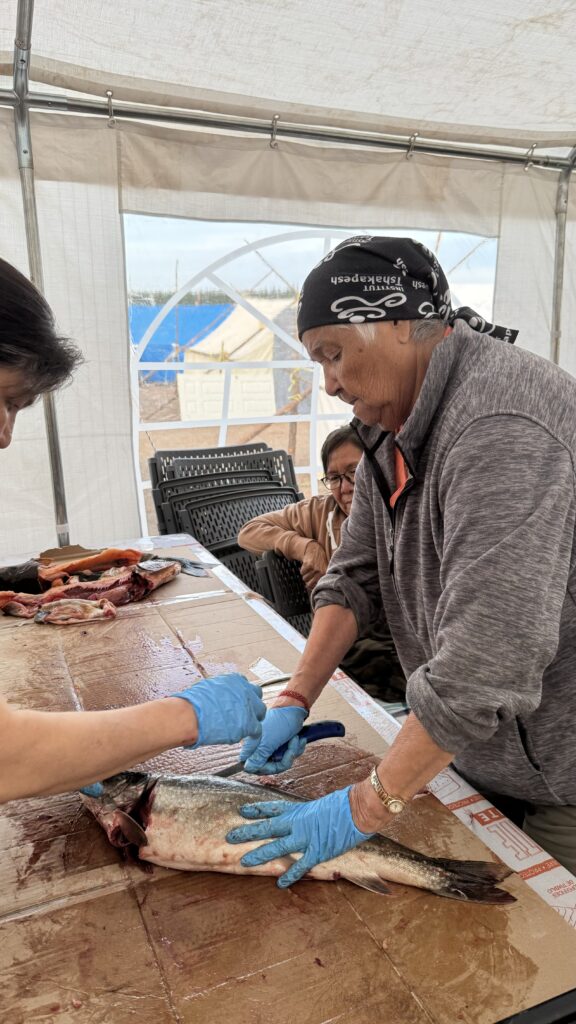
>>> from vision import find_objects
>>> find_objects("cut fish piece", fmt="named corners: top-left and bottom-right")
top-left (35, 598), bottom-right (118, 624)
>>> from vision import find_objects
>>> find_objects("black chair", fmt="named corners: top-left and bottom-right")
top-left (217, 543), bottom-right (262, 593)
top-left (155, 470), bottom-right (277, 534)
top-left (255, 550), bottom-right (314, 637)
top-left (172, 449), bottom-right (299, 491)
top-left (176, 486), bottom-right (301, 551)
top-left (148, 442), bottom-right (271, 487)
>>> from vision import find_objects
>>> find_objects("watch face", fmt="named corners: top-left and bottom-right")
top-left (388, 799), bottom-right (404, 814)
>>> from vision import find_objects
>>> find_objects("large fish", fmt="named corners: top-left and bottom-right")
top-left (81, 772), bottom-right (515, 904)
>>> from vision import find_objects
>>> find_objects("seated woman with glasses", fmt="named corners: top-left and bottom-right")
top-left (238, 426), bottom-right (406, 704)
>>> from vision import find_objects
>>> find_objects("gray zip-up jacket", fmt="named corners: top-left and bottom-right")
top-left (313, 321), bottom-right (576, 805)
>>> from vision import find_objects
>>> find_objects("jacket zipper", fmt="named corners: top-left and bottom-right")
top-left (389, 471), bottom-right (415, 583)
top-left (351, 420), bottom-right (415, 588)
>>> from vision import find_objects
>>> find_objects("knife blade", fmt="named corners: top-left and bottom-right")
top-left (216, 720), bottom-right (346, 777)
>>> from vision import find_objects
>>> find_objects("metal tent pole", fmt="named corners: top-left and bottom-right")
top-left (13, 0), bottom-right (70, 546)
top-left (0, 88), bottom-right (573, 172)
top-left (551, 145), bottom-right (576, 365)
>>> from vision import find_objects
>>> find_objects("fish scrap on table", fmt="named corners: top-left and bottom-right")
top-left (0, 555), bottom-right (181, 624)
top-left (81, 772), bottom-right (516, 905)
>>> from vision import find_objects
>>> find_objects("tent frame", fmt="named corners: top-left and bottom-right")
top-left (12, 0), bottom-right (69, 544)
top-left (2, 0), bottom-right (576, 544)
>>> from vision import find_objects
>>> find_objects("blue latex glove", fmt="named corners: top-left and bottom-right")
top-left (226, 785), bottom-right (373, 887)
top-left (240, 705), bottom-right (308, 774)
top-left (175, 673), bottom-right (266, 748)
top-left (80, 782), bottom-right (104, 797)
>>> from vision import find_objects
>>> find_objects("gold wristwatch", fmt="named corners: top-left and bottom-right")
top-left (369, 767), bottom-right (407, 814)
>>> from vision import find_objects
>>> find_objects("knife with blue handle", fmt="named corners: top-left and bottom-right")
top-left (217, 720), bottom-right (346, 777)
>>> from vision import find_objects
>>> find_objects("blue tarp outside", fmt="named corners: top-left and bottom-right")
top-left (131, 304), bottom-right (233, 381)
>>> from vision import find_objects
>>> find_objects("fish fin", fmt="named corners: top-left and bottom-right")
top-left (341, 874), bottom-right (392, 895)
top-left (115, 810), bottom-right (147, 848)
top-left (432, 856), bottom-right (513, 884)
top-left (438, 881), bottom-right (516, 905)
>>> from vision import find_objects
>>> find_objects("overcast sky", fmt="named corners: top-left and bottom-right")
top-left (124, 215), bottom-right (497, 319)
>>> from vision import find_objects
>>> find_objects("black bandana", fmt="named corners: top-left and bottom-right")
top-left (297, 236), bottom-right (517, 343)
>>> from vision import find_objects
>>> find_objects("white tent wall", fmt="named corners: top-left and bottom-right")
top-left (0, 113), bottom-right (142, 559)
top-left (0, 108), bottom-right (56, 557)
top-left (493, 166), bottom-right (557, 361)
top-left (120, 125), bottom-right (503, 235)
top-left (0, 115), bottom-right (573, 557)
top-left (31, 115), bottom-right (142, 552)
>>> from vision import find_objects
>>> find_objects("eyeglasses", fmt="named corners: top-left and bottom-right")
top-left (321, 470), bottom-right (356, 491)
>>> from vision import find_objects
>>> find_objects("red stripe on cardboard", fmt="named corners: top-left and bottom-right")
top-left (446, 794), bottom-right (485, 811)
top-left (519, 858), bottom-right (561, 880)
top-left (471, 807), bottom-right (505, 826)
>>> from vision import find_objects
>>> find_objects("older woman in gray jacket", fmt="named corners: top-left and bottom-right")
top-left (227, 235), bottom-right (576, 886)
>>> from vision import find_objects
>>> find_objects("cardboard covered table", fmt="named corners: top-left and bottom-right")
top-left (0, 534), bottom-right (575, 1024)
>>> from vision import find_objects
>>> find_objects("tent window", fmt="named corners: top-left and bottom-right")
top-left (124, 215), bottom-right (497, 534)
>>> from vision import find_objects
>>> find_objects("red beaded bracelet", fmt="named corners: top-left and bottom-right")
top-left (277, 689), bottom-right (311, 713)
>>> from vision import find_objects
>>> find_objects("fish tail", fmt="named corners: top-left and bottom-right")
top-left (431, 856), bottom-right (512, 884)
top-left (339, 856), bottom-right (516, 903)
top-left (433, 856), bottom-right (516, 904)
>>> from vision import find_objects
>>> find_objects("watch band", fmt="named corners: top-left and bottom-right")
top-left (369, 767), bottom-right (407, 814)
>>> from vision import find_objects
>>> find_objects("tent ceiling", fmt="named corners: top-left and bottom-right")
top-left (1, 0), bottom-right (576, 151)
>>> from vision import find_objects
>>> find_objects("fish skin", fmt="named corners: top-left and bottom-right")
top-left (81, 772), bottom-right (516, 904)
top-left (34, 598), bottom-right (118, 624)
top-left (38, 547), bottom-right (142, 584)
top-left (135, 559), bottom-right (181, 588)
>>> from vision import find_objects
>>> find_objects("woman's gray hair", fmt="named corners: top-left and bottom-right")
top-left (408, 318), bottom-right (448, 342)
top-left (337, 319), bottom-right (447, 344)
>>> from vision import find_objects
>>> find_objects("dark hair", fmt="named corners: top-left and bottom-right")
top-left (320, 424), bottom-right (362, 473)
top-left (0, 257), bottom-right (82, 395)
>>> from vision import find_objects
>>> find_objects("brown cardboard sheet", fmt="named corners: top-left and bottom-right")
top-left (0, 542), bottom-right (575, 1023)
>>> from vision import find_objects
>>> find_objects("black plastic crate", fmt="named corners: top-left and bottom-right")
top-left (285, 611), bottom-right (313, 637)
top-left (255, 550), bottom-right (312, 618)
top-left (217, 545), bottom-right (262, 594)
top-left (172, 449), bottom-right (299, 491)
top-left (175, 487), bottom-right (300, 550)
top-left (149, 443), bottom-right (271, 486)
top-left (156, 471), bottom-right (278, 534)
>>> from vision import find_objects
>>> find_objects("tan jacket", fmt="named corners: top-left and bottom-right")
top-left (238, 495), bottom-right (347, 572)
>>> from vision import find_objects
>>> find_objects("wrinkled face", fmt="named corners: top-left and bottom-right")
top-left (325, 440), bottom-right (362, 515)
top-left (303, 322), bottom-right (431, 432)
top-left (0, 367), bottom-right (35, 449)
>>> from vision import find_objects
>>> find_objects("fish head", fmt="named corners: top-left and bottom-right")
top-left (80, 771), bottom-right (155, 848)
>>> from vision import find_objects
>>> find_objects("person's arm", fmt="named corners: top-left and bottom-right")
top-left (274, 604), bottom-right (359, 708)
top-left (0, 697), bottom-right (197, 801)
top-left (238, 498), bottom-right (330, 591)
top-left (241, 465), bottom-right (383, 775)
top-left (350, 713), bottom-right (455, 832)
top-left (0, 673), bottom-right (266, 802)
top-left (237, 498), bottom-right (325, 563)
